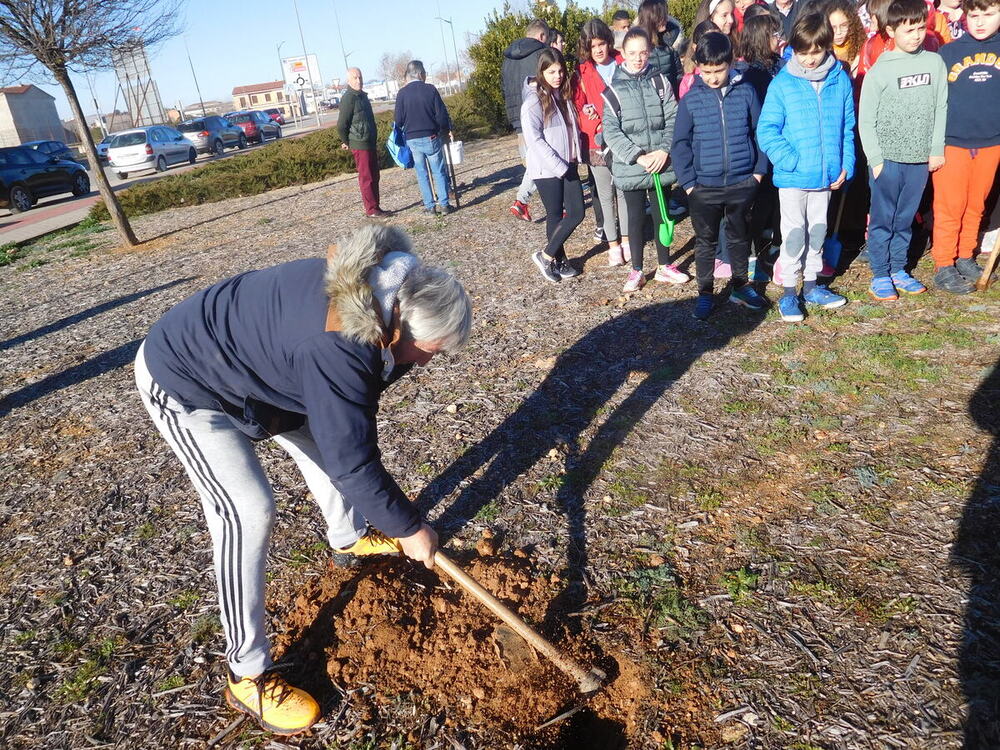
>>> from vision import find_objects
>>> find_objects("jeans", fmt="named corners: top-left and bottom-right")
top-left (688, 178), bottom-right (758, 294)
top-left (407, 135), bottom-right (451, 209)
top-left (534, 165), bottom-right (585, 260)
top-left (867, 160), bottom-right (928, 278)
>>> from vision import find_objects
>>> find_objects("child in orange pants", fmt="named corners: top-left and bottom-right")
top-left (931, 0), bottom-right (1000, 293)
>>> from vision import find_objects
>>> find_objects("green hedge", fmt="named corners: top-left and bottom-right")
top-left (89, 93), bottom-right (488, 221)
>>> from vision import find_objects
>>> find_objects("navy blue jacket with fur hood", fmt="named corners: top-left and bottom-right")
top-left (671, 70), bottom-right (769, 191)
top-left (142, 226), bottom-right (425, 539)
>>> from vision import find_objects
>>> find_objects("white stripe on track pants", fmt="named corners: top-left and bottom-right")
top-left (134, 342), bottom-right (367, 677)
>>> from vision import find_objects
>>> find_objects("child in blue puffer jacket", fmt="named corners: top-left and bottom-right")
top-left (757, 12), bottom-right (856, 322)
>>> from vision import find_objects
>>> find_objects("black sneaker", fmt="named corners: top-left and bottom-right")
top-left (933, 265), bottom-right (973, 295)
top-left (593, 227), bottom-right (605, 243)
top-left (956, 257), bottom-right (982, 283)
top-left (436, 204), bottom-right (454, 215)
top-left (556, 258), bottom-right (580, 279)
top-left (532, 251), bottom-right (561, 283)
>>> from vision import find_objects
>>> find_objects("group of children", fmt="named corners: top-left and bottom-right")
top-left (520, 0), bottom-right (1000, 322)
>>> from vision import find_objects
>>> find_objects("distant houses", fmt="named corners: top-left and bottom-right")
top-left (0, 85), bottom-right (64, 147)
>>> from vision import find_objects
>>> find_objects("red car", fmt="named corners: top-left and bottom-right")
top-left (264, 108), bottom-right (286, 125)
top-left (225, 111), bottom-right (282, 144)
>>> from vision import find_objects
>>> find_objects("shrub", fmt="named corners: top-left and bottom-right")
top-left (670, 0), bottom-right (701, 35)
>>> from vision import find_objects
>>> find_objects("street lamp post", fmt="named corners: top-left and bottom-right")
top-left (435, 16), bottom-right (463, 90)
top-left (291, 0), bottom-right (323, 129)
top-left (435, 1), bottom-right (452, 94)
top-left (330, 0), bottom-right (352, 75)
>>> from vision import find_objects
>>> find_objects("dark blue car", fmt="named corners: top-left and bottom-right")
top-left (0, 146), bottom-right (90, 213)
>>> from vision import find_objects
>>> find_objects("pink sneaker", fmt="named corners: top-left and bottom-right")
top-left (713, 259), bottom-right (732, 279)
top-left (623, 269), bottom-right (645, 292)
top-left (621, 240), bottom-right (631, 263)
top-left (608, 244), bottom-right (625, 266)
top-left (771, 258), bottom-right (784, 286)
top-left (654, 264), bottom-right (690, 284)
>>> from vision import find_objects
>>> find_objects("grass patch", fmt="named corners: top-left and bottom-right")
top-left (155, 674), bottom-right (186, 693)
top-left (613, 564), bottom-right (706, 641)
top-left (719, 567), bottom-right (759, 603)
top-left (57, 637), bottom-right (122, 704)
top-left (474, 499), bottom-right (501, 521)
top-left (169, 590), bottom-right (200, 609)
top-left (0, 242), bottom-right (18, 266)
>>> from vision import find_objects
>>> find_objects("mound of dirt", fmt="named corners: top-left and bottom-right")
top-left (273, 543), bottom-right (653, 747)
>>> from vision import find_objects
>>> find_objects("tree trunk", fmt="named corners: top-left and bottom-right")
top-left (53, 68), bottom-right (138, 247)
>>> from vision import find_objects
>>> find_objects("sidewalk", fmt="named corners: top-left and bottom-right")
top-left (0, 114), bottom-right (350, 246)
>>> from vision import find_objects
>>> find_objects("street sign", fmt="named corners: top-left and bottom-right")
top-left (281, 55), bottom-right (322, 90)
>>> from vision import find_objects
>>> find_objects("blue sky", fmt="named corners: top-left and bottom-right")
top-left (31, 0), bottom-right (520, 121)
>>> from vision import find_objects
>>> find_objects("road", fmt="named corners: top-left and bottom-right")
top-left (0, 104), bottom-right (394, 245)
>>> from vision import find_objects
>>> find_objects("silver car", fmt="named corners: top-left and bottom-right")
top-left (177, 115), bottom-right (247, 155)
top-left (107, 126), bottom-right (197, 179)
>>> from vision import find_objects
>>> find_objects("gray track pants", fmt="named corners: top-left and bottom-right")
top-left (134, 343), bottom-right (366, 677)
top-left (778, 187), bottom-right (831, 287)
top-left (589, 163), bottom-right (629, 243)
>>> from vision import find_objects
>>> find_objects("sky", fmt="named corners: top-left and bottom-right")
top-left (28, 0), bottom-right (524, 121)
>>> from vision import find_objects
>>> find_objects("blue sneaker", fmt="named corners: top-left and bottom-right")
top-left (869, 276), bottom-right (898, 301)
top-left (803, 285), bottom-right (847, 309)
top-left (729, 285), bottom-right (768, 311)
top-left (692, 293), bottom-right (714, 320)
top-left (890, 270), bottom-right (926, 295)
top-left (778, 295), bottom-right (804, 322)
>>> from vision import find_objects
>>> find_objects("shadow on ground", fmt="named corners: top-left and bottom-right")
top-left (955, 358), bottom-right (1000, 748)
top-left (417, 298), bottom-right (765, 630)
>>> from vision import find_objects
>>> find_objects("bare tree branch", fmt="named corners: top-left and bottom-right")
top-left (0, 0), bottom-right (185, 246)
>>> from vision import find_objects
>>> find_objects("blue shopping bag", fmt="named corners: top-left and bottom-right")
top-left (386, 122), bottom-right (413, 169)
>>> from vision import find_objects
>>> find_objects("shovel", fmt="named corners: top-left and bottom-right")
top-left (434, 551), bottom-right (606, 695)
top-left (651, 172), bottom-right (675, 248)
top-left (823, 189), bottom-right (848, 270)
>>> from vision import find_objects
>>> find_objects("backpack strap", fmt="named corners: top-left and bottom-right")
top-left (601, 85), bottom-right (622, 121)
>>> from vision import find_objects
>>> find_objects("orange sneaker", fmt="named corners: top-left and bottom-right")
top-left (225, 670), bottom-right (320, 735)
top-left (335, 529), bottom-right (402, 556)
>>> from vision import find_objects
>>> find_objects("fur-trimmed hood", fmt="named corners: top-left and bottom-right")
top-left (324, 224), bottom-right (421, 347)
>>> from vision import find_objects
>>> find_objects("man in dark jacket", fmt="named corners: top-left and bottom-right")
top-left (395, 60), bottom-right (454, 214)
top-left (135, 225), bottom-right (472, 736)
top-left (501, 18), bottom-right (549, 221)
top-left (337, 67), bottom-right (387, 217)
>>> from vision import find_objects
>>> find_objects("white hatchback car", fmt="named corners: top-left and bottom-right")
top-left (107, 126), bottom-right (197, 179)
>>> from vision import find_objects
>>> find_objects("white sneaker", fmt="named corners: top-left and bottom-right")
top-left (654, 264), bottom-right (690, 284)
top-left (623, 269), bottom-right (645, 292)
top-left (608, 245), bottom-right (625, 266)
top-left (621, 240), bottom-right (631, 263)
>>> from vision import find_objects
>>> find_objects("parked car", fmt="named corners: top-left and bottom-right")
top-left (178, 115), bottom-right (247, 155)
top-left (95, 133), bottom-right (115, 165)
top-left (263, 108), bottom-right (286, 125)
top-left (0, 146), bottom-right (90, 213)
top-left (225, 111), bottom-right (281, 144)
top-left (23, 140), bottom-right (85, 166)
top-left (107, 126), bottom-right (197, 179)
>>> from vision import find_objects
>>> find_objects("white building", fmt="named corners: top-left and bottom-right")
top-left (0, 85), bottom-right (64, 147)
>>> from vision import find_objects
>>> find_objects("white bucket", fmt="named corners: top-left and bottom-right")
top-left (446, 140), bottom-right (464, 165)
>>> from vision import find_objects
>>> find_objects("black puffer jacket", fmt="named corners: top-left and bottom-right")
top-left (501, 37), bottom-right (548, 131)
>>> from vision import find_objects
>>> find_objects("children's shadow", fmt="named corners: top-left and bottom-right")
top-left (954, 359), bottom-right (1000, 748)
top-left (417, 298), bottom-right (765, 629)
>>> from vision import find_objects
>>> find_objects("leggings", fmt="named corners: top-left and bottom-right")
top-left (623, 187), bottom-right (671, 271)
top-left (534, 165), bottom-right (585, 260)
top-left (589, 163), bottom-right (629, 243)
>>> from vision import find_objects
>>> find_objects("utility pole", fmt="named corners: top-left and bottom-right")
top-left (85, 74), bottom-right (108, 136)
top-left (435, 1), bottom-right (452, 93)
top-left (435, 15), bottom-right (463, 89)
top-left (291, 0), bottom-right (323, 128)
top-left (330, 0), bottom-right (352, 74)
top-left (184, 39), bottom-right (207, 117)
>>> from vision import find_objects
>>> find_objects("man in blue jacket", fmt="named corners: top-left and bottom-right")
top-left (134, 225), bottom-right (472, 735)
top-left (395, 60), bottom-right (454, 215)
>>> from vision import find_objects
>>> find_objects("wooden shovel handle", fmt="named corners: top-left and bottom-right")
top-left (975, 228), bottom-right (1000, 291)
top-left (434, 551), bottom-right (605, 694)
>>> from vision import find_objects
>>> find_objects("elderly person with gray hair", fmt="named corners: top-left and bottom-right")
top-left (393, 59), bottom-right (454, 214)
top-left (134, 225), bottom-right (471, 735)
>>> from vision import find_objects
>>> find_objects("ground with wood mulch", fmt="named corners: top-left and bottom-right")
top-left (2, 134), bottom-right (999, 750)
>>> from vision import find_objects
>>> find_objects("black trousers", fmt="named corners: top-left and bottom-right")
top-left (587, 165), bottom-right (604, 232)
top-left (623, 187), bottom-right (671, 271)
top-left (535, 165), bottom-right (585, 260)
top-left (688, 178), bottom-right (758, 294)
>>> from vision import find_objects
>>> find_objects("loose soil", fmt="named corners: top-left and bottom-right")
top-left (2, 133), bottom-right (999, 749)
